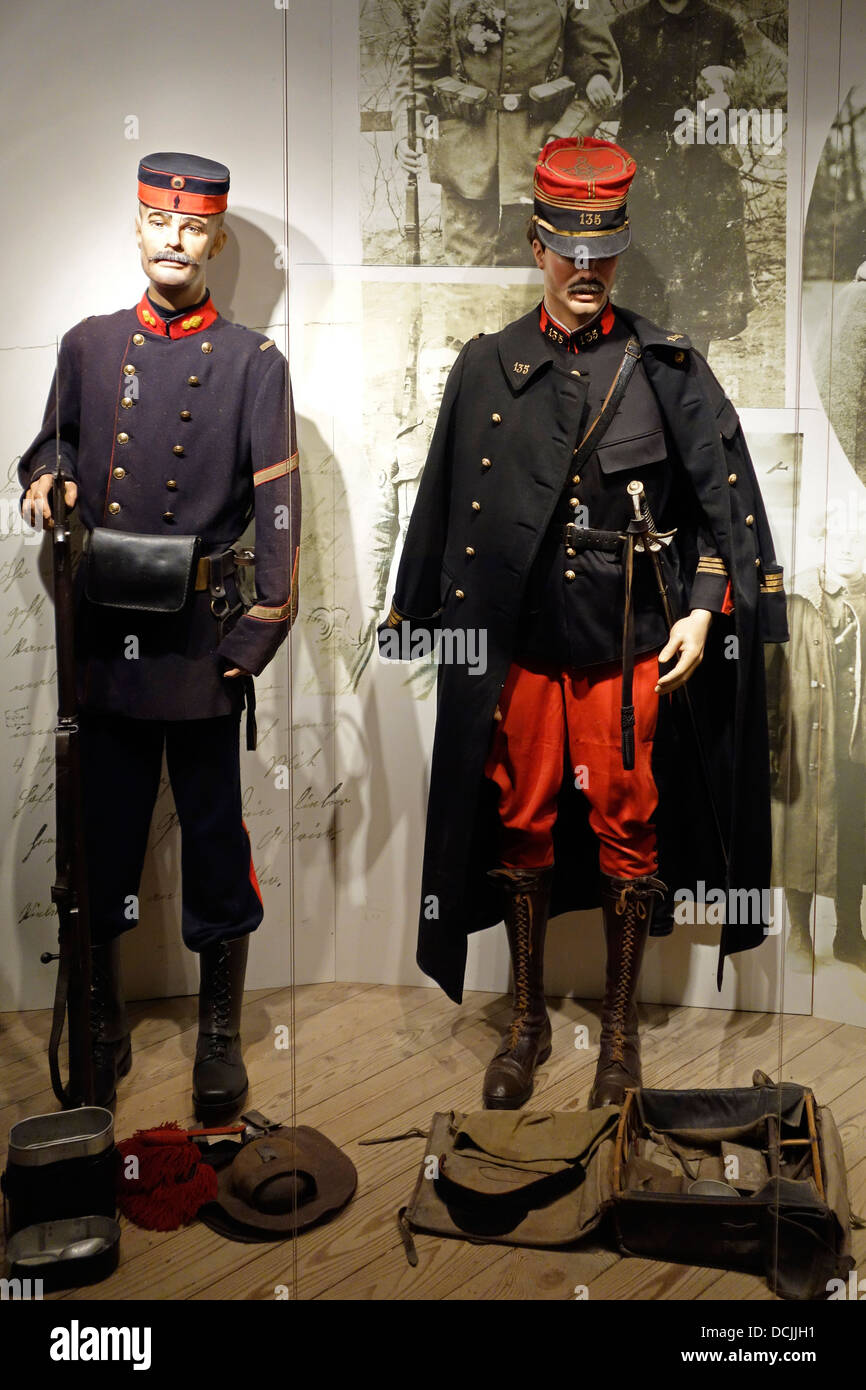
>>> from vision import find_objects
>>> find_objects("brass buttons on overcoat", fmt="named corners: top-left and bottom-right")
top-left (472, 501), bottom-right (481, 512)
top-left (564, 570), bottom-right (576, 582)
top-left (465, 547), bottom-right (475, 557)
top-left (132, 333), bottom-right (145, 346)
top-left (180, 410), bottom-right (192, 421)
top-left (188, 376), bottom-right (200, 386)
top-left (201, 342), bottom-right (213, 354)
top-left (728, 473), bottom-right (737, 484)
top-left (116, 432), bottom-right (129, 444)
top-left (173, 445), bottom-right (185, 456)
top-left (108, 502), bottom-right (121, 515)
top-left (481, 458), bottom-right (492, 469)
top-left (745, 514), bottom-right (754, 526)
top-left (491, 413), bottom-right (501, 425)
top-left (123, 364), bottom-right (136, 376)
top-left (113, 468), bottom-right (126, 480)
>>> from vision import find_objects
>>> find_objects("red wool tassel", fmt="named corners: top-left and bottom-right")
top-left (116, 1121), bottom-right (219, 1231)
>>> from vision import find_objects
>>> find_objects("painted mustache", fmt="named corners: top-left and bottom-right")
top-left (149, 251), bottom-right (198, 266)
top-left (568, 281), bottom-right (605, 294)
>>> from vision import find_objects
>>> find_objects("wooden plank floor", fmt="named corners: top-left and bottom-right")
top-left (2, 983), bottom-right (864, 1301)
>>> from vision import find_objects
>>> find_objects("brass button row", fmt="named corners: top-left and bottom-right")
top-left (132, 333), bottom-right (145, 346)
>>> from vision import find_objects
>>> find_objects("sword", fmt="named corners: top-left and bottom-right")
top-left (626, 479), bottom-right (730, 875)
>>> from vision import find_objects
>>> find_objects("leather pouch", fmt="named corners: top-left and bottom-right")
top-left (528, 76), bottom-right (575, 123)
top-left (85, 528), bottom-right (201, 613)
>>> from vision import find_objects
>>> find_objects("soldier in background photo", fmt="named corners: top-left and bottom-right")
top-left (353, 333), bottom-right (463, 691)
top-left (770, 523), bottom-right (866, 972)
top-left (609, 0), bottom-right (758, 357)
top-left (20, 153), bottom-right (300, 1118)
top-left (394, 0), bottom-right (620, 265)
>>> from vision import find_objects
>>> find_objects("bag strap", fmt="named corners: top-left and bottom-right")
top-left (573, 338), bottom-right (642, 470)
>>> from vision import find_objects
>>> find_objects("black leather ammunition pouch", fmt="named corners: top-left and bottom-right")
top-left (85, 528), bottom-right (201, 614)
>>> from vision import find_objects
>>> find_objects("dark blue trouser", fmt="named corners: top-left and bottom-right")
top-left (80, 711), bottom-right (263, 951)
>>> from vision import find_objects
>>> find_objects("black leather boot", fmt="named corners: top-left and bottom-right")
top-left (90, 939), bottom-right (132, 1107)
top-left (192, 935), bottom-right (250, 1122)
top-left (588, 873), bottom-right (666, 1109)
top-left (482, 866), bottom-right (554, 1110)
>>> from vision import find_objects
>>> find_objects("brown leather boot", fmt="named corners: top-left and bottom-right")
top-left (483, 866), bottom-right (554, 1110)
top-left (588, 872), bottom-right (666, 1110)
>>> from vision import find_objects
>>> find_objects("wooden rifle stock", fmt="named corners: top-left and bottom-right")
top-left (45, 466), bottom-right (95, 1107)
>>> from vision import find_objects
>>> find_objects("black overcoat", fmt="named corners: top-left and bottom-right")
top-left (379, 305), bottom-right (789, 1004)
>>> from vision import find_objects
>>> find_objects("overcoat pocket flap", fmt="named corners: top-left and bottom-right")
top-left (597, 428), bottom-right (667, 474)
top-left (716, 398), bottom-right (740, 439)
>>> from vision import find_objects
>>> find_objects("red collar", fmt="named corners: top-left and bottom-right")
top-left (136, 292), bottom-right (219, 340)
top-left (539, 300), bottom-right (615, 353)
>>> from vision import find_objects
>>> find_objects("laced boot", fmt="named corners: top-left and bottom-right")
top-left (588, 873), bottom-right (666, 1109)
top-left (90, 938), bottom-right (132, 1106)
top-left (192, 935), bottom-right (250, 1122)
top-left (482, 866), bottom-right (554, 1110)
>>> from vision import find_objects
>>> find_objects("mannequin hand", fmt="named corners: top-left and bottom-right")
top-left (23, 473), bottom-right (77, 528)
top-left (655, 610), bottom-right (712, 694)
top-left (224, 667), bottom-right (250, 679)
top-left (585, 74), bottom-right (616, 109)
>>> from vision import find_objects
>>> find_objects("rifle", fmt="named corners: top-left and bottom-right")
top-left (40, 360), bottom-right (95, 1108)
top-left (404, 36), bottom-right (421, 266)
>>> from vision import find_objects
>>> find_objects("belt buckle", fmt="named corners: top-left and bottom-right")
top-left (502, 94), bottom-right (519, 112)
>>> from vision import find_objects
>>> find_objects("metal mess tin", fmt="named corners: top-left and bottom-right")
top-left (5, 1215), bottom-right (120, 1291)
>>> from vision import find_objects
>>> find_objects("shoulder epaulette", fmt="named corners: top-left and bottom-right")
top-left (259, 339), bottom-right (275, 351)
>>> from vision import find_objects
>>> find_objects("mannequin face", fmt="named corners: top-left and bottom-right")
top-left (531, 239), bottom-right (619, 330)
top-left (136, 204), bottom-right (226, 306)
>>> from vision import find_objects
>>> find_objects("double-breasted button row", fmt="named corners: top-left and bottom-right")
top-left (132, 333), bottom-right (145, 346)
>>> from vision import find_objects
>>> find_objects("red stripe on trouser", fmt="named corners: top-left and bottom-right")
top-left (243, 819), bottom-right (263, 906)
top-left (484, 653), bottom-right (660, 879)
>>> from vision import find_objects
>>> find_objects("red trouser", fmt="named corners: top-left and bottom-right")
top-left (484, 652), bottom-right (660, 879)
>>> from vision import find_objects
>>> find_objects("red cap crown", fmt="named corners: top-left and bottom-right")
top-left (532, 138), bottom-right (636, 260)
